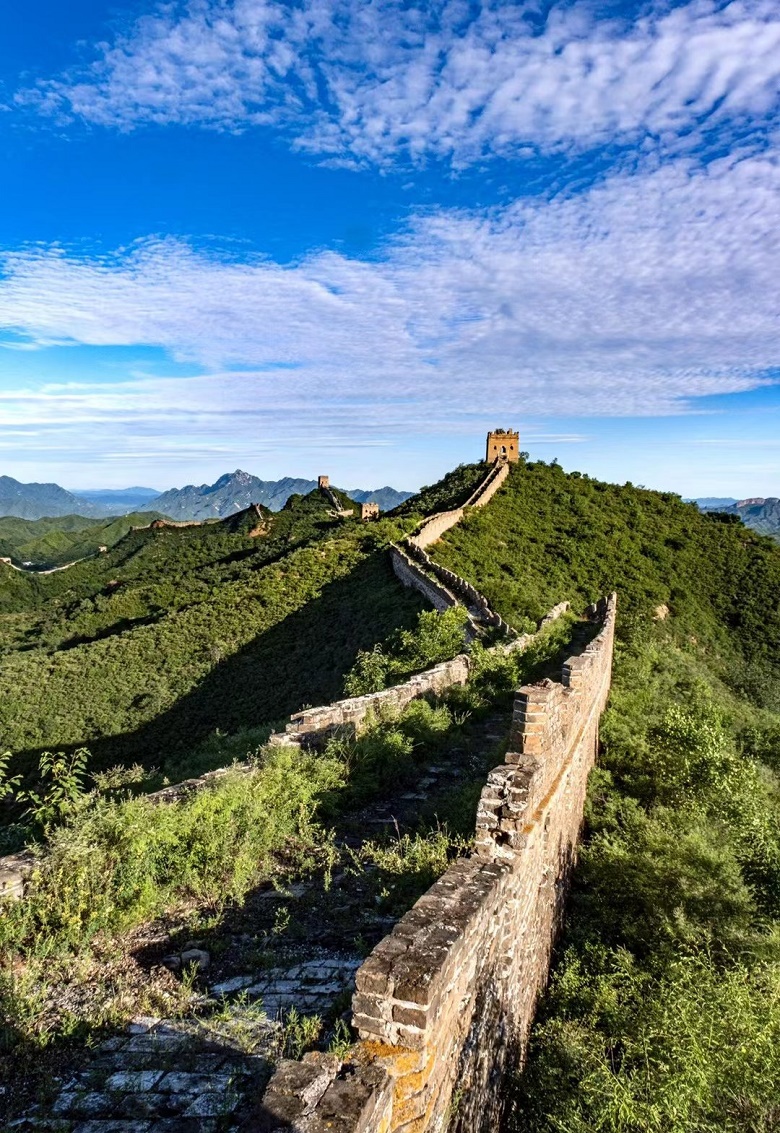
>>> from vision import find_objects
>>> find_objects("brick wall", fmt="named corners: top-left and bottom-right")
top-left (389, 545), bottom-right (461, 614)
top-left (258, 594), bottom-right (616, 1133)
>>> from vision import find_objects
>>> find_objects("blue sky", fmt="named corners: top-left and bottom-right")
top-left (0, 0), bottom-right (778, 495)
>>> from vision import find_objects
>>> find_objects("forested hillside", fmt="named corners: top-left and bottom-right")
top-left (0, 490), bottom-right (426, 788)
top-left (430, 459), bottom-right (780, 709)
top-left (0, 512), bottom-right (164, 568)
top-left (422, 458), bottom-right (780, 1131)
top-left (2, 456), bottom-right (779, 1130)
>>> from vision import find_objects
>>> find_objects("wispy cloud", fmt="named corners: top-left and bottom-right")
top-left (0, 150), bottom-right (777, 456)
top-left (19, 0), bottom-right (780, 165)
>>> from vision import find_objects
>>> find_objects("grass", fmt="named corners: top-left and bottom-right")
top-left (509, 622), bottom-right (780, 1132)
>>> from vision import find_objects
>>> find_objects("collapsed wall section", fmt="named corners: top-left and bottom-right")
top-left (258, 594), bottom-right (616, 1133)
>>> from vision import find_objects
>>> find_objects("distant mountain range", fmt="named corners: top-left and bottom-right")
top-left (697, 496), bottom-right (780, 539)
top-left (0, 476), bottom-right (108, 521)
top-left (0, 472), bottom-right (412, 522)
top-left (72, 487), bottom-right (161, 512)
top-left (693, 497), bottom-right (739, 510)
top-left (151, 471), bottom-right (411, 519)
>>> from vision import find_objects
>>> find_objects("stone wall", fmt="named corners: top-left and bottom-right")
top-left (389, 545), bottom-right (461, 614)
top-left (276, 652), bottom-right (471, 747)
top-left (400, 541), bottom-right (511, 635)
top-left (257, 594), bottom-right (616, 1133)
top-left (410, 461), bottom-right (509, 551)
top-left (270, 598), bottom-right (569, 749)
top-left (393, 461), bottom-right (512, 635)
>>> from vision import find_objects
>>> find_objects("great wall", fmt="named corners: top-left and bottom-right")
top-left (257, 594), bottom-right (616, 1133)
top-left (1, 431), bottom-right (619, 1132)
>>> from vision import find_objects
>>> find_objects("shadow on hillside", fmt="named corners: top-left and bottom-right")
top-left (12, 552), bottom-right (426, 782)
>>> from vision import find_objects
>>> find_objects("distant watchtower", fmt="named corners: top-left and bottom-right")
top-left (486, 428), bottom-right (519, 464)
top-left (318, 475), bottom-right (330, 490)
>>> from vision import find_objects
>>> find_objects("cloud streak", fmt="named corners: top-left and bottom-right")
top-left (0, 149), bottom-right (777, 461)
top-left (20, 0), bottom-right (780, 165)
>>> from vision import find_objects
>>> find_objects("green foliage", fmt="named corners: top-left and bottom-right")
top-left (0, 745), bottom-right (343, 954)
top-left (0, 494), bottom-right (427, 782)
top-left (429, 461), bottom-right (780, 703)
top-left (355, 826), bottom-right (471, 916)
top-left (390, 462), bottom-right (487, 520)
top-left (279, 1008), bottom-right (323, 1060)
top-left (516, 951), bottom-right (780, 1133)
top-left (0, 512), bottom-right (165, 569)
top-left (512, 629), bottom-right (780, 1132)
top-left (343, 606), bottom-right (469, 695)
top-left (17, 748), bottom-right (90, 834)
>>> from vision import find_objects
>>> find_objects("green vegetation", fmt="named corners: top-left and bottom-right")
top-left (0, 609), bottom-right (577, 1066)
top-left (0, 492), bottom-right (431, 784)
top-left (343, 605), bottom-right (469, 694)
top-left (0, 744), bottom-right (342, 1049)
top-left (409, 458), bottom-right (780, 1130)
top-left (511, 625), bottom-right (780, 1132)
top-left (431, 458), bottom-right (780, 710)
top-left (0, 512), bottom-right (164, 569)
top-left (3, 454), bottom-right (780, 1128)
top-left (390, 461), bottom-right (487, 520)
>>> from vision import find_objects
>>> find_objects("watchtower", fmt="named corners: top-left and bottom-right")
top-left (486, 428), bottom-right (519, 463)
top-left (361, 502), bottom-right (380, 522)
top-left (318, 475), bottom-right (330, 490)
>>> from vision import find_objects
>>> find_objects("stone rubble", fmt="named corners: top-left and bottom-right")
top-left (17, 954), bottom-right (362, 1132)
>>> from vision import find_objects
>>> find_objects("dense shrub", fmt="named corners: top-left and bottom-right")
top-left (511, 629), bottom-right (780, 1132)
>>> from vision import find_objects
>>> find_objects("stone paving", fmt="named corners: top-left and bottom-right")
top-left (12, 955), bottom-right (361, 1132)
top-left (8, 710), bottom-right (514, 1131)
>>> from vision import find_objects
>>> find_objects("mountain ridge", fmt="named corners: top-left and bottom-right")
top-left (0, 471), bottom-right (412, 521)
top-left (699, 495), bottom-right (780, 539)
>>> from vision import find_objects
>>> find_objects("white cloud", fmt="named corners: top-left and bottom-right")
top-left (0, 150), bottom-right (777, 458)
top-left (20, 0), bottom-right (780, 165)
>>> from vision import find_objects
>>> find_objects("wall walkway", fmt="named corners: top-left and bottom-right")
top-left (258, 595), bottom-right (616, 1133)
top-left (392, 461), bottom-right (512, 634)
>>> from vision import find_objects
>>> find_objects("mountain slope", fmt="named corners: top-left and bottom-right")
top-left (151, 470), bottom-right (412, 518)
top-left (0, 512), bottom-right (165, 568)
top-left (713, 496), bottom-right (780, 539)
top-left (428, 460), bottom-right (780, 703)
top-left (150, 471), bottom-right (315, 518)
top-left (0, 492), bottom-right (426, 775)
top-left (0, 476), bottom-right (105, 520)
top-left (347, 486), bottom-right (412, 510)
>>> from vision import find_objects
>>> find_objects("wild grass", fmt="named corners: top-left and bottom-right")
top-left (511, 622), bottom-right (780, 1132)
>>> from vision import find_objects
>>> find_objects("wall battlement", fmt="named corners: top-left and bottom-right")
top-left (259, 594), bottom-right (616, 1133)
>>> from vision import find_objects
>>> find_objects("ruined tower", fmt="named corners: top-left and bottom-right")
top-left (486, 428), bottom-right (520, 463)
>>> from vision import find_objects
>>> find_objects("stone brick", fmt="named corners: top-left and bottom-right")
top-left (256, 595), bottom-right (617, 1133)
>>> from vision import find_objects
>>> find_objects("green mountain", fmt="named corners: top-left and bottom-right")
top-left (0, 488), bottom-right (427, 779)
top-left (427, 460), bottom-right (780, 700)
top-left (2, 456), bottom-right (780, 1130)
top-left (0, 512), bottom-right (165, 568)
